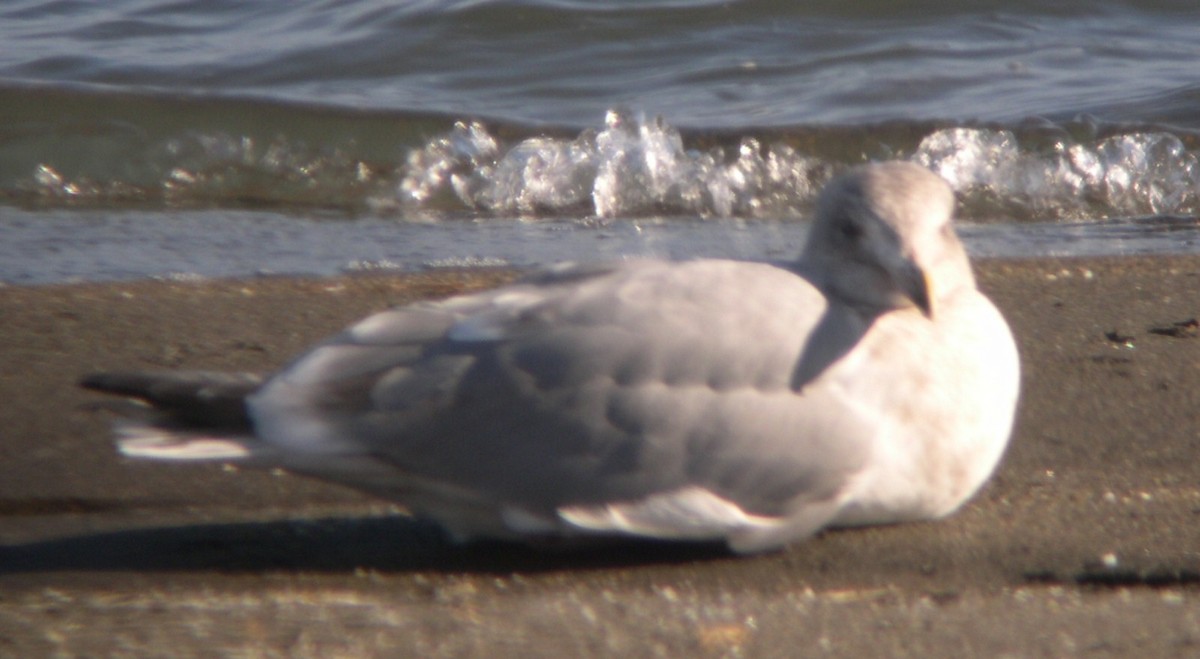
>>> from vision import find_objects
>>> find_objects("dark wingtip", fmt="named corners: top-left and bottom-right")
top-left (78, 371), bottom-right (262, 431)
top-left (79, 372), bottom-right (156, 397)
top-left (78, 372), bottom-right (109, 390)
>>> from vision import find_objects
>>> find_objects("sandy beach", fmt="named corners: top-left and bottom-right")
top-left (2, 256), bottom-right (1199, 657)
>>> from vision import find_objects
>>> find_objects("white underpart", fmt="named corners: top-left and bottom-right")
top-left (117, 426), bottom-right (254, 461)
top-left (557, 486), bottom-right (783, 539)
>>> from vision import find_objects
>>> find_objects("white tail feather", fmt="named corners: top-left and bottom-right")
top-left (557, 486), bottom-right (783, 541)
top-left (115, 423), bottom-right (259, 461)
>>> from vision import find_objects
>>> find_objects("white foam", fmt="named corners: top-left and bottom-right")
top-left (399, 113), bottom-right (1200, 223)
top-left (915, 127), bottom-right (1200, 219)
top-left (398, 109), bottom-right (824, 219)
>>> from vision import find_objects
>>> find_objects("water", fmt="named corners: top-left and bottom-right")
top-left (3, 0), bottom-right (1200, 284)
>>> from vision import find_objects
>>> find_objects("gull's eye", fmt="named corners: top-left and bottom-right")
top-left (838, 217), bottom-right (862, 241)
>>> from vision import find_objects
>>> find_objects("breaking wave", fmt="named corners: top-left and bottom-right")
top-left (916, 127), bottom-right (1200, 220)
top-left (396, 112), bottom-right (1200, 221)
top-left (5, 89), bottom-right (1200, 223)
top-left (396, 108), bottom-right (826, 219)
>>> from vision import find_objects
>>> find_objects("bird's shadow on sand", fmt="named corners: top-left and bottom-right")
top-left (0, 515), bottom-right (735, 575)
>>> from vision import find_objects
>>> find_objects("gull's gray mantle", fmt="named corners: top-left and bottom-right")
top-left (82, 162), bottom-right (1020, 554)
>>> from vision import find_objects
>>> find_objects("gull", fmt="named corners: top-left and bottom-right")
top-left (82, 161), bottom-right (1020, 554)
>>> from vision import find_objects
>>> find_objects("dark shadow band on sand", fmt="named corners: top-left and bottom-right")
top-left (0, 515), bottom-right (734, 576)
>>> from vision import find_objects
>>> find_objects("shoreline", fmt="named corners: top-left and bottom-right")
top-left (2, 255), bottom-right (1200, 656)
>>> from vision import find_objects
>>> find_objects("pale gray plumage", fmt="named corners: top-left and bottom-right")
top-left (82, 161), bottom-right (1020, 554)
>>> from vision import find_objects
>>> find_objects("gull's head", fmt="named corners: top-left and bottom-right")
top-left (800, 161), bottom-right (972, 318)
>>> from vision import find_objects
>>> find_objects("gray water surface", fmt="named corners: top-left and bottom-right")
top-left (4, 206), bottom-right (1197, 286)
top-left (4, 0), bottom-right (1200, 284)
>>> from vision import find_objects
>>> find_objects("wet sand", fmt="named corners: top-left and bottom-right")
top-left (2, 257), bottom-right (1199, 657)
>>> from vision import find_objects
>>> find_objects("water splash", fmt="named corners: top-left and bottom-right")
top-left (397, 109), bottom-right (826, 219)
top-left (401, 114), bottom-right (1200, 222)
top-left (10, 105), bottom-right (1200, 222)
top-left (915, 127), bottom-right (1200, 219)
